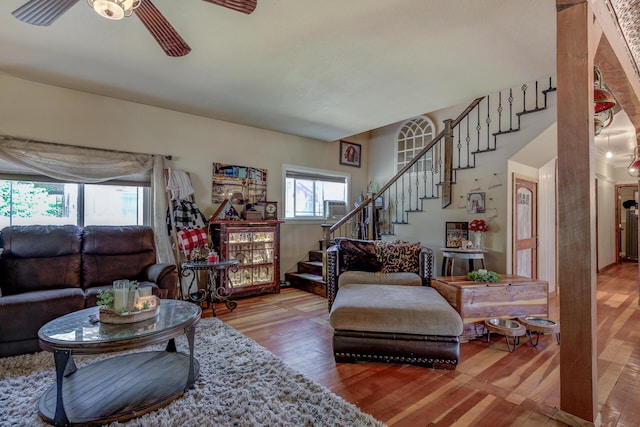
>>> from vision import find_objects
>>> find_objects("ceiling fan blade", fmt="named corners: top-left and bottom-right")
top-left (202, 0), bottom-right (257, 15)
top-left (134, 0), bottom-right (191, 57)
top-left (12, 0), bottom-right (80, 26)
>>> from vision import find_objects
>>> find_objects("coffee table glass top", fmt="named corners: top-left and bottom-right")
top-left (38, 299), bottom-right (201, 346)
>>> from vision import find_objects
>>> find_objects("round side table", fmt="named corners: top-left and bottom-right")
top-left (484, 318), bottom-right (526, 352)
top-left (518, 316), bottom-right (560, 346)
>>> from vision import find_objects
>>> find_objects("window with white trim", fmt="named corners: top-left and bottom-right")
top-left (0, 177), bottom-right (150, 227)
top-left (284, 166), bottom-right (349, 220)
top-left (396, 116), bottom-right (436, 173)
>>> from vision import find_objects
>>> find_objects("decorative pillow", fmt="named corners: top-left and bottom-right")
top-left (336, 238), bottom-right (380, 272)
top-left (381, 242), bottom-right (421, 274)
top-left (177, 227), bottom-right (208, 252)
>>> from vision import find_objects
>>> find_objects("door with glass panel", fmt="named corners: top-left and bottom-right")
top-left (513, 176), bottom-right (538, 278)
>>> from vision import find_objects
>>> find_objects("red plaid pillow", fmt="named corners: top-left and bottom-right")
top-left (177, 227), bottom-right (208, 252)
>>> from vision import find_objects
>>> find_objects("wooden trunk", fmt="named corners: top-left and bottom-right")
top-left (431, 275), bottom-right (548, 341)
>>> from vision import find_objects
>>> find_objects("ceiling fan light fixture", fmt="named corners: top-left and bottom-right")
top-left (88, 0), bottom-right (141, 20)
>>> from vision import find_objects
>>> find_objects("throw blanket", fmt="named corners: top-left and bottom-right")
top-left (166, 168), bottom-right (195, 201)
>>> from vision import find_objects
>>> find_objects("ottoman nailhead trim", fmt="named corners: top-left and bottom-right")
top-left (334, 352), bottom-right (457, 366)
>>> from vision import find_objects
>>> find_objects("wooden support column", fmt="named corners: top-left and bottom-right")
top-left (556, 1), bottom-right (600, 425)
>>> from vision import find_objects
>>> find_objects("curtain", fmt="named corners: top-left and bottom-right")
top-left (0, 136), bottom-right (174, 264)
top-left (152, 155), bottom-right (175, 264)
top-left (0, 138), bottom-right (153, 183)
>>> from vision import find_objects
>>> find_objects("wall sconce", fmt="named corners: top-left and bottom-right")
top-left (627, 146), bottom-right (640, 178)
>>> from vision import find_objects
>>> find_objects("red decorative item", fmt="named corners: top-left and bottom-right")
top-left (177, 227), bottom-right (208, 252)
top-left (628, 146), bottom-right (640, 178)
top-left (468, 219), bottom-right (488, 233)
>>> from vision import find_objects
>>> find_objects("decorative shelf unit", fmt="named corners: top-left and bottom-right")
top-left (209, 220), bottom-right (283, 298)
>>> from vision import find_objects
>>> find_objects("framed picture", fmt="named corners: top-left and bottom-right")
top-left (340, 140), bottom-right (361, 167)
top-left (211, 162), bottom-right (267, 204)
top-left (467, 192), bottom-right (486, 214)
top-left (445, 222), bottom-right (468, 248)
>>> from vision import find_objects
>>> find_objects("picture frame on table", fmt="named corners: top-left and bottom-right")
top-left (340, 140), bottom-right (361, 167)
top-left (445, 221), bottom-right (468, 248)
top-left (467, 192), bottom-right (486, 214)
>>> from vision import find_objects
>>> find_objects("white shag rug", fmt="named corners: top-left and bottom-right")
top-left (0, 317), bottom-right (385, 427)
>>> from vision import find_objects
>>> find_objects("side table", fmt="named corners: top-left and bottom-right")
top-left (180, 260), bottom-right (239, 316)
top-left (440, 248), bottom-right (486, 275)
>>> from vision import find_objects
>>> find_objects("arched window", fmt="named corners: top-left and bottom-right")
top-left (396, 116), bottom-right (436, 173)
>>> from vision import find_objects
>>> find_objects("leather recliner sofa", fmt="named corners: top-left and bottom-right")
top-left (0, 225), bottom-right (178, 357)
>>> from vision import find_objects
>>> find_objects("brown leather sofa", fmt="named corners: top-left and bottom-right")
top-left (0, 225), bottom-right (178, 357)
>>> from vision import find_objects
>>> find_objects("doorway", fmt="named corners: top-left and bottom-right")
top-left (616, 184), bottom-right (638, 263)
top-left (513, 176), bottom-right (538, 278)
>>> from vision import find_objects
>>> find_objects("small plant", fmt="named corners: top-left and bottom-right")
top-left (96, 289), bottom-right (114, 309)
top-left (142, 301), bottom-right (150, 310)
top-left (466, 269), bottom-right (501, 283)
top-left (120, 306), bottom-right (128, 314)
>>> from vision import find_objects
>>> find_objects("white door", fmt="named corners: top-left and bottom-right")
top-left (514, 176), bottom-right (538, 278)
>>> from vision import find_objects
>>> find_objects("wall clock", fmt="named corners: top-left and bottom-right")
top-left (264, 202), bottom-right (277, 220)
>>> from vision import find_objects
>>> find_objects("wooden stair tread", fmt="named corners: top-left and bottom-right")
top-left (286, 272), bottom-right (324, 282)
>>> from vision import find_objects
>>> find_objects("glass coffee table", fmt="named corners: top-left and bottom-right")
top-left (38, 299), bottom-right (201, 426)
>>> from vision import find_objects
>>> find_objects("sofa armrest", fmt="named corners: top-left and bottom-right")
top-left (326, 245), bottom-right (340, 312)
top-left (146, 263), bottom-right (178, 299)
top-left (419, 247), bottom-right (434, 285)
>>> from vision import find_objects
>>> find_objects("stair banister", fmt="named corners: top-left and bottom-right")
top-left (321, 96), bottom-right (485, 278)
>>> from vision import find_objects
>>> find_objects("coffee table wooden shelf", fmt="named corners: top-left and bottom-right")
top-left (37, 299), bottom-right (201, 426)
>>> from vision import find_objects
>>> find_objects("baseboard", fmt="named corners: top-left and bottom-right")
top-left (553, 409), bottom-right (601, 427)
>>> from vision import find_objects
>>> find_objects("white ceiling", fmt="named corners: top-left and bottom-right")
top-left (0, 0), bottom-right (635, 163)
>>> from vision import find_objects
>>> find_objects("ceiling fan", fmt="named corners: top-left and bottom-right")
top-left (11, 0), bottom-right (257, 57)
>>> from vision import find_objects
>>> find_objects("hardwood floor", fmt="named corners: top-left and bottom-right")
top-left (210, 263), bottom-right (640, 426)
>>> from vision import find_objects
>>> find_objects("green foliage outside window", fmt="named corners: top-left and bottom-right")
top-left (0, 182), bottom-right (63, 218)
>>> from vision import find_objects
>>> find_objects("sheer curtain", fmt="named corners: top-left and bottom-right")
top-left (0, 136), bottom-right (174, 263)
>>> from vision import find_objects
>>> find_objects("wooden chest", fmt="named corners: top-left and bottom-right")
top-left (431, 275), bottom-right (549, 341)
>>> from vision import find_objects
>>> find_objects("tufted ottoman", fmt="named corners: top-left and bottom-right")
top-left (329, 283), bottom-right (463, 369)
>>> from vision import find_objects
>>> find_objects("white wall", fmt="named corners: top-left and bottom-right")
top-left (538, 159), bottom-right (557, 293)
top-left (0, 74), bottom-right (371, 277)
top-left (596, 174), bottom-right (617, 270)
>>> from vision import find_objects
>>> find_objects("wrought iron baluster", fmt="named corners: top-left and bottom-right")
top-left (394, 181), bottom-right (399, 224)
top-left (485, 95), bottom-right (491, 150)
top-left (475, 103), bottom-right (481, 156)
top-left (465, 115), bottom-right (471, 167)
top-left (400, 174), bottom-right (406, 223)
top-left (521, 84), bottom-right (528, 113)
top-left (508, 89), bottom-right (514, 131)
top-left (498, 92), bottom-right (503, 133)
top-left (422, 156), bottom-right (428, 199)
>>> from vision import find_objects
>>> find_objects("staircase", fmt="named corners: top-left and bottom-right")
top-left (285, 241), bottom-right (326, 296)
top-left (287, 76), bottom-right (556, 298)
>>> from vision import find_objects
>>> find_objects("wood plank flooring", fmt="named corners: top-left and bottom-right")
top-left (210, 263), bottom-right (640, 426)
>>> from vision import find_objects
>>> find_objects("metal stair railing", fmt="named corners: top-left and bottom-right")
top-left (321, 76), bottom-right (556, 279)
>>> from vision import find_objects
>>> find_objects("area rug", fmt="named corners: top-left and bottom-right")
top-left (0, 317), bottom-right (385, 427)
